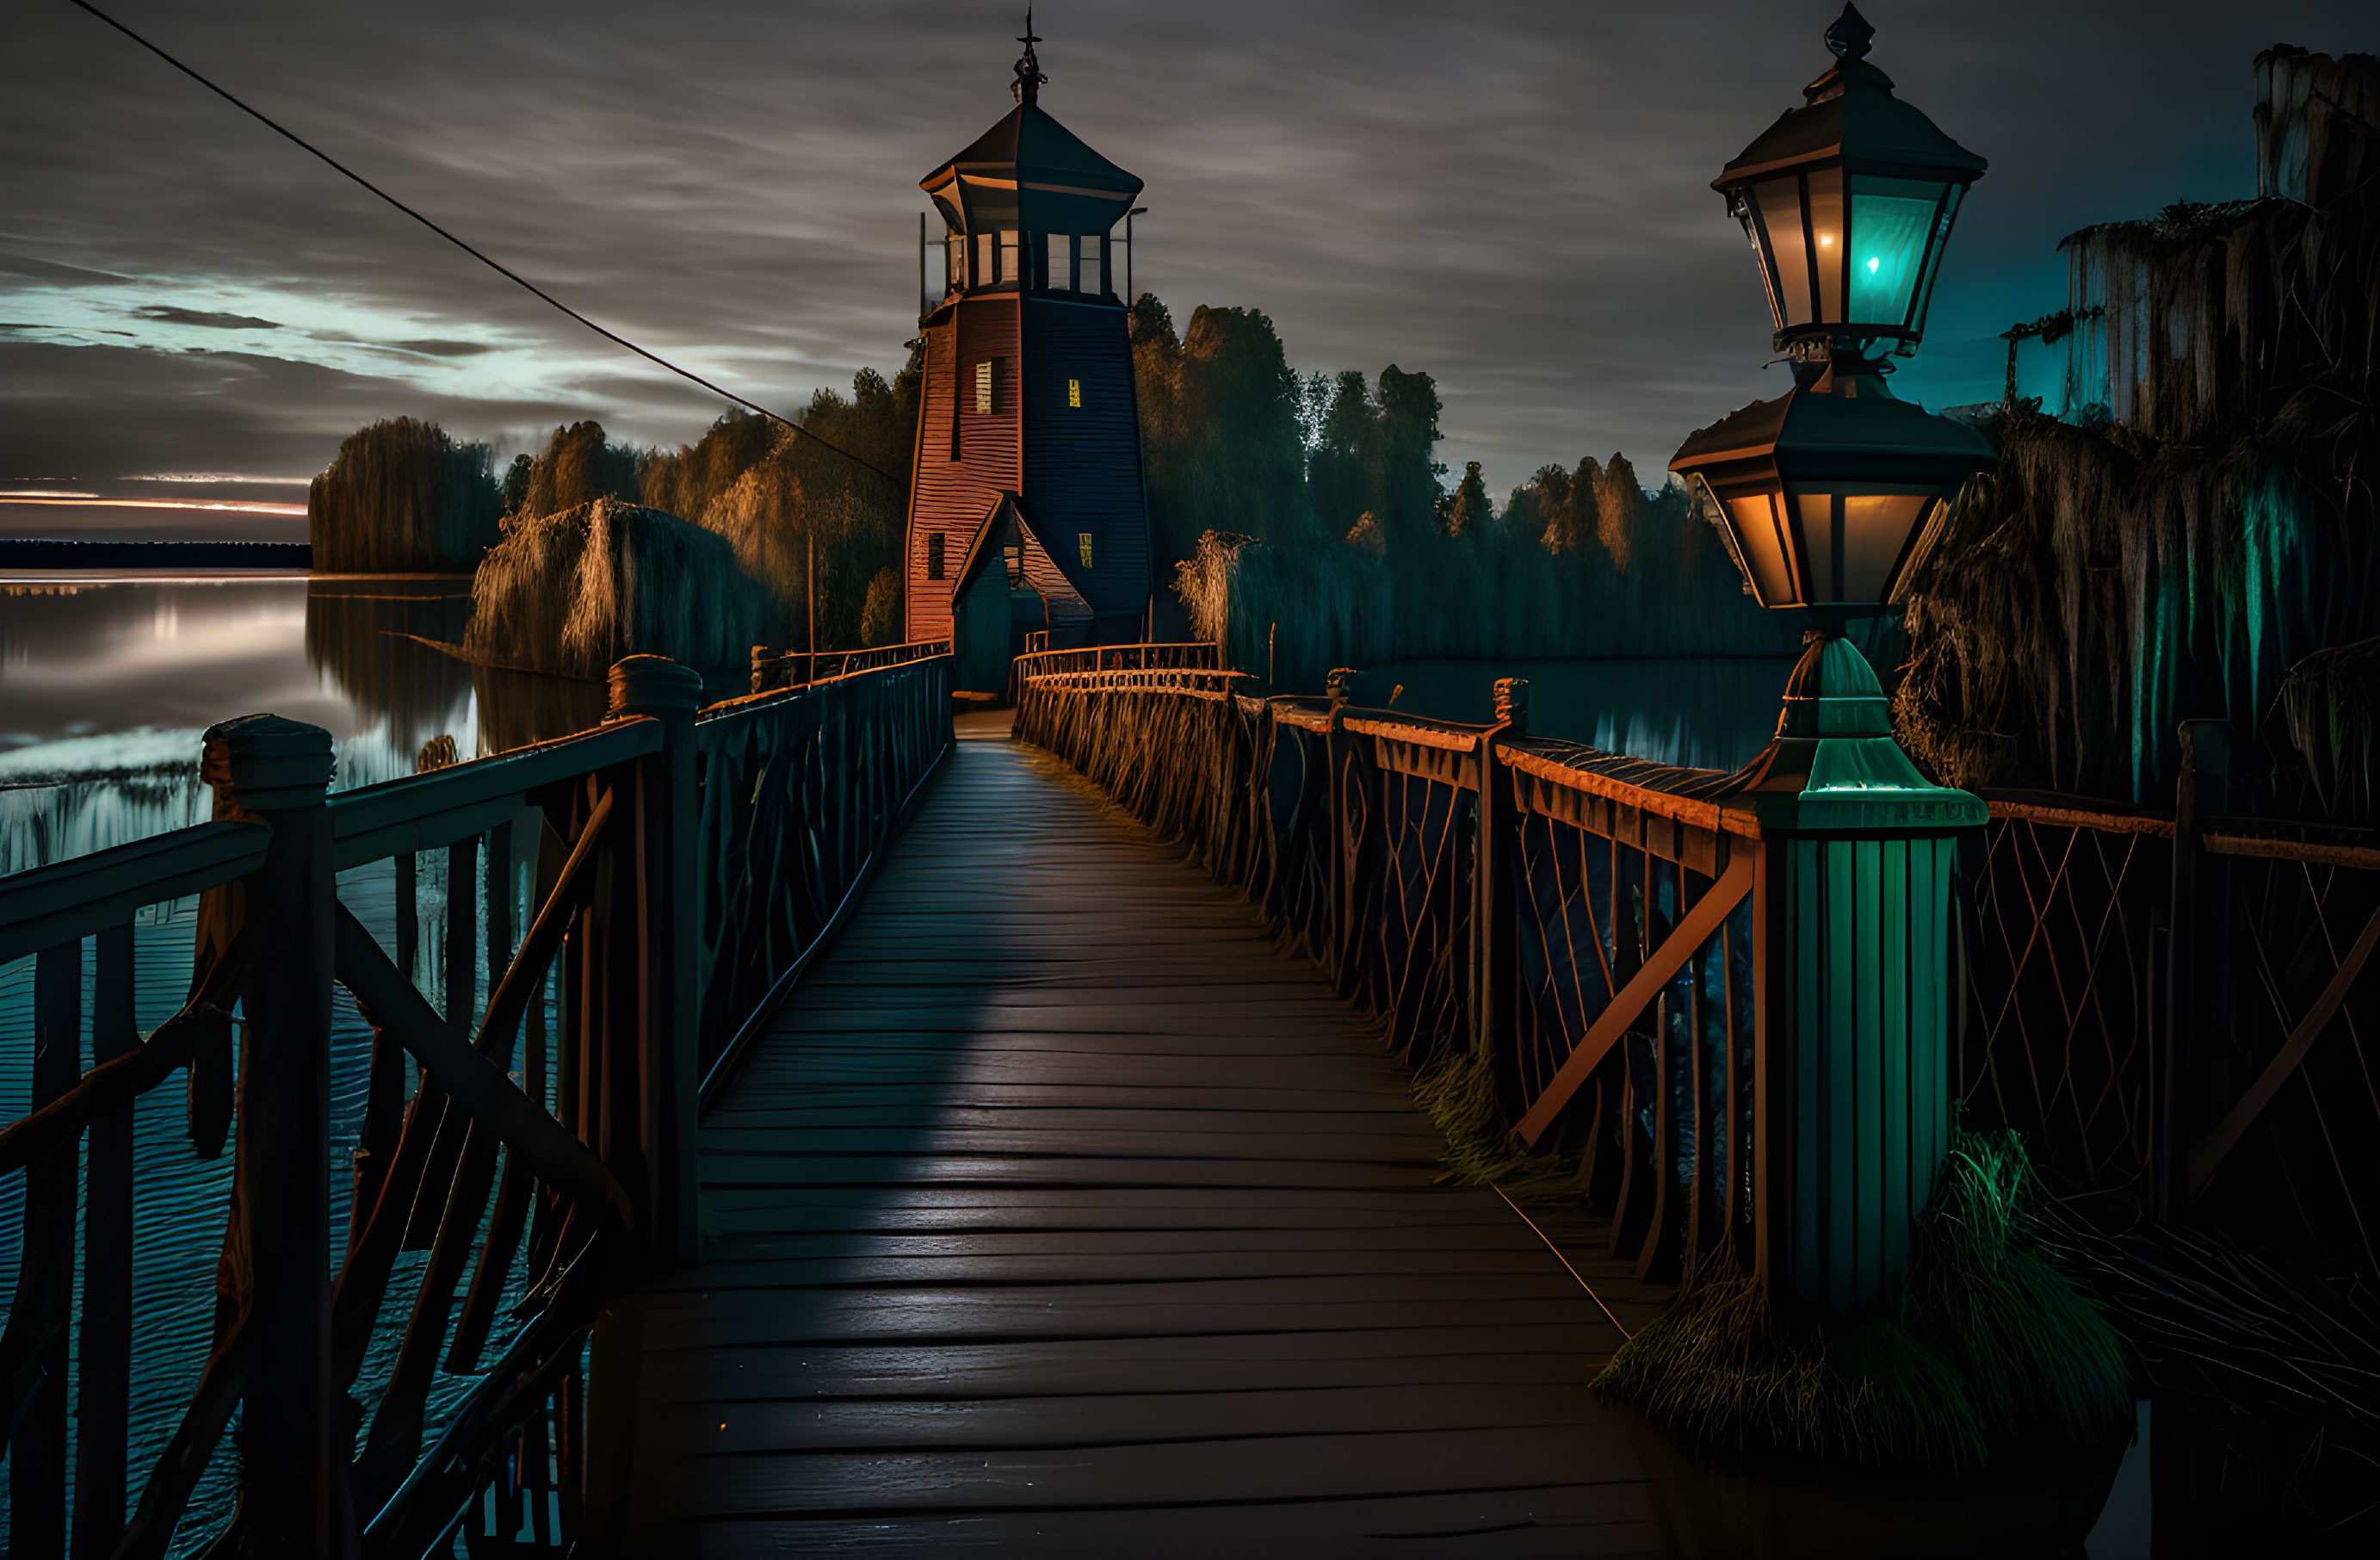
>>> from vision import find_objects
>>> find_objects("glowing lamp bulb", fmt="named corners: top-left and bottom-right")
top-left (1867, 257), bottom-right (1880, 273)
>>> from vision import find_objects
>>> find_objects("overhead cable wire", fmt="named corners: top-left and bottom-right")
top-left (65, 0), bottom-right (899, 486)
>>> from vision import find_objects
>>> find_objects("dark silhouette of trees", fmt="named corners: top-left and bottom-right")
top-left (307, 417), bottom-right (502, 573)
top-left (1442, 461), bottom-right (1493, 538)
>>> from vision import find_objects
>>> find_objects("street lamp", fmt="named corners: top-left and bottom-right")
top-left (1672, 4), bottom-right (1994, 623)
top-left (1672, 7), bottom-right (1990, 1317)
top-left (1718, 3), bottom-right (1985, 363)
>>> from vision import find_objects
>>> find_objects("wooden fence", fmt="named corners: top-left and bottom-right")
top-left (1017, 647), bottom-right (1977, 1315)
top-left (1961, 720), bottom-right (2380, 1292)
top-left (0, 641), bottom-right (949, 1557)
top-left (1019, 664), bottom-right (2380, 1322)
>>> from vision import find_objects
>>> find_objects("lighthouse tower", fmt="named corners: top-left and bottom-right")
top-left (903, 23), bottom-right (1151, 692)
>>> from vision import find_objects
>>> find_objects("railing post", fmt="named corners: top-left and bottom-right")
top-left (2159, 718), bottom-right (2230, 1222)
top-left (1326, 670), bottom-right (1356, 992)
top-left (607, 656), bottom-right (703, 1264)
top-left (9, 938), bottom-right (81, 1552)
top-left (1473, 679), bottom-right (1525, 1064)
top-left (76, 922), bottom-right (137, 1557)
top-left (201, 713), bottom-right (340, 1552)
top-left (1743, 638), bottom-right (1981, 1315)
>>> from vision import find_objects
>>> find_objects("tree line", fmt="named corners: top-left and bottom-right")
top-left (310, 292), bottom-right (1782, 685)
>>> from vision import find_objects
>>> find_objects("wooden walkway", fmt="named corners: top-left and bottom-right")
top-left (621, 731), bottom-right (1669, 1557)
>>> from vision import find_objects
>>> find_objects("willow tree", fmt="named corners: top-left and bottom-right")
top-left (308, 418), bottom-right (502, 573)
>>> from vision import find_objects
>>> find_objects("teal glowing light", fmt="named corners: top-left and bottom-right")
top-left (1845, 175), bottom-right (1950, 326)
top-left (1709, 10), bottom-right (1984, 357)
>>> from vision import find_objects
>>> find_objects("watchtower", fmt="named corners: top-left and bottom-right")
top-left (903, 22), bottom-right (1151, 692)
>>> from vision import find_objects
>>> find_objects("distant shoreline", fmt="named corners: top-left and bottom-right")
top-left (0, 537), bottom-right (312, 569)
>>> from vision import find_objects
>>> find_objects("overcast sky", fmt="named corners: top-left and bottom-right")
top-left (2, 0), bottom-right (2365, 506)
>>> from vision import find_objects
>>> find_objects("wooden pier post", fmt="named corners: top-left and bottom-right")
top-left (1472, 678), bottom-right (1525, 1067)
top-left (2159, 718), bottom-right (2230, 1221)
top-left (607, 655), bottom-right (703, 1263)
top-left (201, 713), bottom-right (341, 1552)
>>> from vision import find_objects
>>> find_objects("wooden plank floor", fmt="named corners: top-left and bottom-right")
top-left (622, 734), bottom-right (1669, 1557)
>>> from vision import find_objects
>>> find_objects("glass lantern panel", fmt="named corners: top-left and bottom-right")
top-left (1806, 167), bottom-right (1845, 322)
top-left (1725, 492), bottom-right (1802, 607)
top-left (1750, 176), bottom-right (1813, 326)
top-left (1908, 183), bottom-right (1965, 341)
top-left (1839, 493), bottom-right (1933, 602)
top-left (1736, 201), bottom-right (1786, 328)
top-left (1796, 492), bottom-right (1836, 601)
top-left (1848, 176), bottom-right (1946, 328)
top-left (1046, 232), bottom-right (1071, 289)
top-left (1081, 233), bottom-right (1103, 292)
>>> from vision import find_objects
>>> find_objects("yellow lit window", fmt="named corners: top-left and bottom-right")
top-left (974, 360), bottom-right (993, 414)
top-left (1079, 532), bottom-right (1094, 569)
top-left (1067, 378), bottom-right (1081, 407)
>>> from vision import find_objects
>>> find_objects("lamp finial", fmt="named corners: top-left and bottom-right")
top-left (1826, 4), bottom-right (1875, 61)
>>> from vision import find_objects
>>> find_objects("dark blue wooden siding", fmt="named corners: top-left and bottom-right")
top-left (1019, 297), bottom-right (1149, 621)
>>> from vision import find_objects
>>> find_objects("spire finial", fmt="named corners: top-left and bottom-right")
top-left (1826, 3), bottom-right (1875, 61)
top-left (1012, 8), bottom-right (1047, 107)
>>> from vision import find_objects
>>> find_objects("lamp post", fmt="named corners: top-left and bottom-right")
top-left (1678, 6), bottom-right (1991, 1313)
top-left (1672, 3), bottom-right (1995, 629)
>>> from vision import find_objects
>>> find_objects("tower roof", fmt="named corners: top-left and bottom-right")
top-left (920, 34), bottom-right (1142, 236)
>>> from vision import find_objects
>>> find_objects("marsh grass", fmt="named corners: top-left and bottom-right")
top-left (1592, 1130), bottom-right (2134, 1469)
top-left (1408, 1043), bottom-right (1580, 1199)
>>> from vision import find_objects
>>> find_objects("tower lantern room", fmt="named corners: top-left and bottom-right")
top-left (903, 21), bottom-right (1152, 692)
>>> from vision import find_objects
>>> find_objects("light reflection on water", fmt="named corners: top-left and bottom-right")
top-left (0, 574), bottom-right (581, 1553)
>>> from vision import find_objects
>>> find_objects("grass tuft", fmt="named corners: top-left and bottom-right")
top-left (1592, 1130), bottom-right (2134, 1469)
top-left (1408, 1044), bottom-right (1578, 1198)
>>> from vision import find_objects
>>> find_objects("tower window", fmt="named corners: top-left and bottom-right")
top-left (974, 232), bottom-right (992, 288)
top-left (998, 230), bottom-right (1019, 282)
top-left (1079, 532), bottom-right (1094, 569)
top-left (926, 532), bottom-right (946, 580)
top-left (1081, 234), bottom-right (1103, 292)
top-left (1047, 232), bottom-right (1071, 290)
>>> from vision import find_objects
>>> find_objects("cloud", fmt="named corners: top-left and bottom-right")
top-left (0, 252), bottom-right (129, 286)
top-left (1, 0), bottom-right (2366, 491)
top-left (386, 337), bottom-right (498, 356)
top-left (137, 305), bottom-right (282, 329)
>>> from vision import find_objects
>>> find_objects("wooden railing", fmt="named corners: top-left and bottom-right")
top-left (0, 647), bottom-right (950, 1557)
top-left (1007, 642), bottom-right (1220, 696)
top-left (1016, 650), bottom-right (1976, 1314)
top-left (746, 635), bottom-right (951, 695)
top-left (1010, 641), bottom-right (1221, 677)
top-left (1962, 722), bottom-right (2380, 1291)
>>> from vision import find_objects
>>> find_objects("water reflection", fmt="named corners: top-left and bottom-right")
top-left (303, 578), bottom-right (475, 758)
top-left (473, 664), bottom-right (609, 757)
top-left (1356, 657), bottom-right (1801, 773)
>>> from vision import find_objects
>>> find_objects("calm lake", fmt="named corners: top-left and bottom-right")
top-left (0, 573), bottom-right (1800, 1550)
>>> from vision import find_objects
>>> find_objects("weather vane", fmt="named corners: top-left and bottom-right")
top-left (1012, 7), bottom-right (1046, 106)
